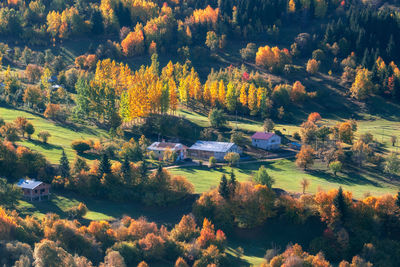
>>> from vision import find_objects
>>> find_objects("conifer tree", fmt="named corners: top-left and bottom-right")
top-left (122, 155), bottom-right (131, 184)
top-left (333, 186), bottom-right (347, 223)
top-left (228, 169), bottom-right (237, 197)
top-left (218, 174), bottom-right (229, 199)
top-left (59, 150), bottom-right (70, 178)
top-left (99, 153), bottom-right (111, 175)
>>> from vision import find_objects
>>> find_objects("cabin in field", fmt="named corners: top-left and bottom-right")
top-left (147, 142), bottom-right (188, 161)
top-left (251, 132), bottom-right (281, 150)
top-left (188, 141), bottom-right (242, 160)
top-left (17, 179), bottom-right (51, 201)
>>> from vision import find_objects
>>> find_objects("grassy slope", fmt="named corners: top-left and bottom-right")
top-left (170, 159), bottom-right (397, 199)
top-left (0, 106), bottom-right (108, 163)
top-left (17, 191), bottom-right (194, 224)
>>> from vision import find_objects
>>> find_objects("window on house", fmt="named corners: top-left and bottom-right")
top-left (34, 190), bottom-right (37, 194)
top-left (40, 189), bottom-right (45, 194)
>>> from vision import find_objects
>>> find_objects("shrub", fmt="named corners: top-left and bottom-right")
top-left (224, 152), bottom-right (240, 166)
top-left (66, 202), bottom-right (88, 219)
top-left (209, 157), bottom-right (216, 168)
top-left (71, 140), bottom-right (92, 155)
top-left (37, 131), bottom-right (51, 144)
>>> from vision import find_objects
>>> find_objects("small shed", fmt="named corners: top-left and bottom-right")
top-left (188, 141), bottom-right (242, 160)
top-left (17, 179), bottom-right (51, 201)
top-left (289, 142), bottom-right (302, 150)
top-left (147, 142), bottom-right (188, 161)
top-left (251, 132), bottom-right (281, 150)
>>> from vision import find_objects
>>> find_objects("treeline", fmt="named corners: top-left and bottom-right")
top-left (195, 176), bottom-right (400, 266)
top-left (74, 57), bottom-right (314, 127)
top-left (0, 208), bottom-right (228, 266)
top-left (0, 0), bottom-right (348, 54)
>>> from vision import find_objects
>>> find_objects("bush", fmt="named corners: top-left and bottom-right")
top-left (209, 157), bottom-right (216, 168)
top-left (66, 202), bottom-right (88, 219)
top-left (71, 140), bottom-right (92, 154)
top-left (224, 152), bottom-right (240, 166)
top-left (37, 131), bottom-right (51, 143)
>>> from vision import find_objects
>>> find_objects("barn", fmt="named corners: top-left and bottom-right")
top-left (188, 141), bottom-right (242, 160)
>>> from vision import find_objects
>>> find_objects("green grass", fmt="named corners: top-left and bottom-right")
top-left (17, 191), bottom-right (193, 224)
top-left (170, 159), bottom-right (398, 198)
top-left (0, 107), bottom-right (109, 163)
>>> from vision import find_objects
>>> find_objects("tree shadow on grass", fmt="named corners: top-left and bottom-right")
top-left (26, 195), bottom-right (69, 218)
top-left (307, 168), bottom-right (382, 188)
top-left (26, 139), bottom-right (63, 150)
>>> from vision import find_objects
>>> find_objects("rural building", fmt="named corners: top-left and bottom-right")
top-left (147, 142), bottom-right (188, 161)
top-left (251, 132), bottom-right (281, 150)
top-left (17, 179), bottom-right (51, 201)
top-left (188, 141), bottom-right (242, 160)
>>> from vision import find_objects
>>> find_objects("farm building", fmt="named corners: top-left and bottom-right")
top-left (147, 142), bottom-right (188, 161)
top-left (289, 142), bottom-right (302, 150)
top-left (251, 132), bottom-right (281, 150)
top-left (17, 179), bottom-right (51, 201)
top-left (188, 141), bottom-right (242, 160)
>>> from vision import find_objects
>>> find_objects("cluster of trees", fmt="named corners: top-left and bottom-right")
top-left (74, 57), bottom-right (313, 127)
top-left (0, 208), bottom-right (229, 266)
top-left (196, 174), bottom-right (400, 265)
top-left (0, 138), bottom-right (54, 182)
top-left (293, 112), bottom-right (400, 175)
top-left (54, 150), bottom-right (193, 205)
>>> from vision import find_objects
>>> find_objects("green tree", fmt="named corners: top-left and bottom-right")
top-left (329, 161), bottom-right (342, 176)
top-left (333, 186), bottom-right (348, 223)
top-left (0, 178), bottom-right (22, 207)
top-left (209, 156), bottom-right (216, 168)
top-left (25, 122), bottom-right (35, 140)
top-left (384, 153), bottom-right (400, 180)
top-left (72, 156), bottom-right (89, 174)
top-left (218, 174), bottom-right (229, 199)
top-left (208, 109), bottom-right (227, 129)
top-left (99, 154), bottom-right (111, 175)
top-left (121, 155), bottom-right (131, 184)
top-left (71, 140), bottom-right (91, 155)
top-left (228, 169), bottom-right (237, 197)
top-left (59, 150), bottom-right (70, 178)
top-left (253, 166), bottom-right (275, 189)
top-left (263, 118), bottom-right (275, 132)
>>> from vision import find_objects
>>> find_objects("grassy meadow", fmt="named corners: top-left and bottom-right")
top-left (0, 106), bottom-right (108, 163)
top-left (170, 159), bottom-right (398, 198)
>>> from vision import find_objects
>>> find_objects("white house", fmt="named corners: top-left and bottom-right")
top-left (147, 142), bottom-right (188, 161)
top-left (188, 141), bottom-right (242, 160)
top-left (251, 132), bottom-right (281, 150)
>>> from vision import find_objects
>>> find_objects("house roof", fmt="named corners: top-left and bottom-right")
top-left (147, 142), bottom-right (187, 151)
top-left (189, 141), bottom-right (236, 153)
top-left (251, 132), bottom-right (276, 140)
top-left (17, 179), bottom-right (43, 190)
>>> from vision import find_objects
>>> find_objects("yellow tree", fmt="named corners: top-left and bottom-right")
top-left (247, 84), bottom-right (257, 115)
top-left (288, 0), bottom-right (296, 13)
top-left (239, 84), bottom-right (247, 108)
top-left (169, 78), bottom-right (178, 113)
top-left (203, 83), bottom-right (211, 106)
top-left (209, 81), bottom-right (218, 107)
top-left (350, 68), bottom-right (373, 100)
top-left (218, 80), bottom-right (226, 106)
